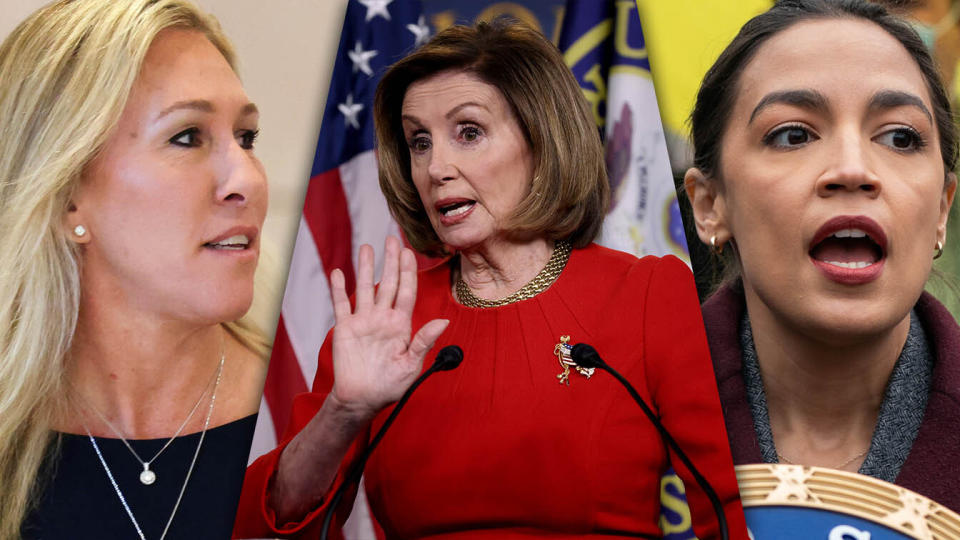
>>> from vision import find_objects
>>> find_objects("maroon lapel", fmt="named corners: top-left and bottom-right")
top-left (702, 285), bottom-right (765, 465)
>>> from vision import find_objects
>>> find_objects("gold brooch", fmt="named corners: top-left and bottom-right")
top-left (555, 335), bottom-right (594, 386)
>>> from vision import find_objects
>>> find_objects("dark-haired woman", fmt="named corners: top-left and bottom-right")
top-left (235, 19), bottom-right (747, 540)
top-left (685, 0), bottom-right (960, 511)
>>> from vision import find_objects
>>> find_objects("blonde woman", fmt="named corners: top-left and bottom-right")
top-left (0, 1), bottom-right (269, 538)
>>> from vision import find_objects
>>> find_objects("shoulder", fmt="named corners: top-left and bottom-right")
top-left (412, 257), bottom-right (454, 314)
top-left (699, 283), bottom-right (746, 384)
top-left (417, 257), bottom-right (453, 283)
top-left (916, 292), bottom-right (960, 400)
top-left (565, 243), bottom-right (691, 287)
top-left (557, 244), bottom-right (698, 326)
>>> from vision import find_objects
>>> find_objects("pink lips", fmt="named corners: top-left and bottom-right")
top-left (435, 197), bottom-right (476, 226)
top-left (202, 225), bottom-right (259, 259)
top-left (808, 215), bottom-right (887, 285)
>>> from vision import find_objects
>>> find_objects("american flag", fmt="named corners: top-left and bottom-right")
top-left (249, 1), bottom-right (428, 537)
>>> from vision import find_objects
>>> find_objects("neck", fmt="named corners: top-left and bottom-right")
top-left (457, 237), bottom-right (554, 301)
top-left (744, 288), bottom-right (910, 463)
top-left (64, 294), bottom-right (224, 439)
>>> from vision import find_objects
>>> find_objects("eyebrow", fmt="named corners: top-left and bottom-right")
top-left (400, 114), bottom-right (423, 130)
top-left (445, 101), bottom-right (488, 119)
top-left (400, 101), bottom-right (490, 131)
top-left (868, 90), bottom-right (932, 124)
top-left (749, 89), bottom-right (828, 124)
top-left (155, 100), bottom-right (259, 121)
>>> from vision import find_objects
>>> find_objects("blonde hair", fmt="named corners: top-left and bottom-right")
top-left (0, 1), bottom-right (266, 537)
top-left (374, 20), bottom-right (609, 257)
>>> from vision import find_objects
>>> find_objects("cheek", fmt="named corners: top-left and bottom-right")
top-left (488, 149), bottom-right (533, 208)
top-left (723, 176), bottom-right (811, 284)
top-left (251, 160), bottom-right (270, 221)
top-left (409, 168), bottom-right (431, 207)
top-left (88, 165), bottom-right (201, 250)
top-left (724, 177), bottom-right (790, 239)
top-left (896, 182), bottom-right (945, 254)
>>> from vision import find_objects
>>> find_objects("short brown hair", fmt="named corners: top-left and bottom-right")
top-left (374, 19), bottom-right (609, 256)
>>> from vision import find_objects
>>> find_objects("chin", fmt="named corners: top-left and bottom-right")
top-left (216, 287), bottom-right (255, 322)
top-left (180, 280), bottom-right (255, 326)
top-left (436, 228), bottom-right (497, 252)
top-left (792, 299), bottom-right (912, 347)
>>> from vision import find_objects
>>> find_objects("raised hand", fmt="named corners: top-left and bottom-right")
top-left (327, 236), bottom-right (449, 418)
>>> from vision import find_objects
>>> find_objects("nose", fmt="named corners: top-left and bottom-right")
top-left (815, 132), bottom-right (881, 198)
top-left (426, 140), bottom-right (458, 184)
top-left (216, 139), bottom-right (267, 209)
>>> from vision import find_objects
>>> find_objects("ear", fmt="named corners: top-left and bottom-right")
top-left (63, 197), bottom-right (91, 245)
top-left (683, 167), bottom-right (731, 247)
top-left (938, 171), bottom-right (957, 247)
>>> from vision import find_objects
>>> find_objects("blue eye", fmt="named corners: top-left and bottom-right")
top-left (763, 125), bottom-right (816, 148)
top-left (238, 129), bottom-right (260, 150)
top-left (874, 127), bottom-right (925, 152)
top-left (170, 128), bottom-right (200, 147)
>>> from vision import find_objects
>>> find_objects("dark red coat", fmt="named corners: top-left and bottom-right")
top-left (702, 286), bottom-right (960, 511)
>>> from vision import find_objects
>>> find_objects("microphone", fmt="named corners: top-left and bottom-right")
top-left (571, 343), bottom-right (729, 540)
top-left (433, 344), bottom-right (463, 371)
top-left (320, 345), bottom-right (464, 540)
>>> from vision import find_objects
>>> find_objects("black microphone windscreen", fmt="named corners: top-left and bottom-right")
top-left (434, 345), bottom-right (463, 371)
top-left (571, 343), bottom-right (604, 369)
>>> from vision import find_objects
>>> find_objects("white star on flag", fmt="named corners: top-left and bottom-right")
top-left (338, 94), bottom-right (364, 130)
top-left (406, 15), bottom-right (430, 47)
top-left (358, 0), bottom-right (392, 22)
top-left (348, 41), bottom-right (378, 76)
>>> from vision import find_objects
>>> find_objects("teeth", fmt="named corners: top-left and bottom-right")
top-left (208, 234), bottom-right (249, 249)
top-left (824, 260), bottom-right (872, 269)
top-left (832, 228), bottom-right (867, 239)
top-left (442, 203), bottom-right (473, 217)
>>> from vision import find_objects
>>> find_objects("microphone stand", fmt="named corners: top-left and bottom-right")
top-left (319, 345), bottom-right (463, 540)
top-left (571, 343), bottom-right (729, 540)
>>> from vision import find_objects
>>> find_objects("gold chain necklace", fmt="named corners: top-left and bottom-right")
top-left (777, 448), bottom-right (868, 471)
top-left (455, 240), bottom-right (572, 308)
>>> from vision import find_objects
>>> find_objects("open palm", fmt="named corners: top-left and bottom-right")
top-left (328, 237), bottom-right (448, 416)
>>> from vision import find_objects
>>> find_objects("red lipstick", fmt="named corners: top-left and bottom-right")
top-left (808, 215), bottom-right (886, 285)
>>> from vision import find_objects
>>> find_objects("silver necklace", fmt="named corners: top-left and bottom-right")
top-left (74, 345), bottom-right (222, 485)
top-left (84, 351), bottom-right (223, 540)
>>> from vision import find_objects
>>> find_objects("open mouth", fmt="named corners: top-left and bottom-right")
top-left (204, 234), bottom-right (250, 251)
top-left (809, 228), bottom-right (883, 269)
top-left (438, 200), bottom-right (476, 217)
top-left (808, 216), bottom-right (887, 284)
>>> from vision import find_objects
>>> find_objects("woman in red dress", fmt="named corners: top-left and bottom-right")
top-left (236, 20), bottom-right (746, 539)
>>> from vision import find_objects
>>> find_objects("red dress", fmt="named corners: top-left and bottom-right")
top-left (234, 244), bottom-right (747, 539)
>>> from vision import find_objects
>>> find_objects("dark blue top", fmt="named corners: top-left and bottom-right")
top-left (22, 414), bottom-right (256, 539)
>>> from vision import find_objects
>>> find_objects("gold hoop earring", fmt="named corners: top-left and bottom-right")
top-left (710, 235), bottom-right (723, 255)
top-left (934, 240), bottom-right (944, 260)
